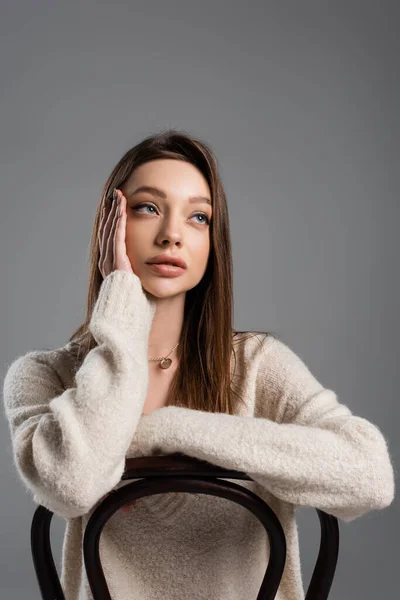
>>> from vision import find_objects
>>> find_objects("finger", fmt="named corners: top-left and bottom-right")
top-left (106, 195), bottom-right (121, 269)
top-left (113, 199), bottom-right (125, 268)
top-left (97, 204), bottom-right (108, 249)
top-left (103, 191), bottom-right (119, 245)
top-left (98, 198), bottom-right (111, 257)
top-left (99, 193), bottom-right (113, 230)
top-left (100, 192), bottom-right (120, 272)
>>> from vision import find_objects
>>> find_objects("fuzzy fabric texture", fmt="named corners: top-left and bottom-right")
top-left (2, 269), bottom-right (396, 600)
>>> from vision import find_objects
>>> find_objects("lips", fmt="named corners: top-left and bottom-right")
top-left (149, 261), bottom-right (183, 268)
top-left (147, 263), bottom-right (186, 277)
top-left (146, 254), bottom-right (187, 269)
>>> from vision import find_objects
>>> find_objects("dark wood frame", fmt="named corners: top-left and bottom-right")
top-left (31, 453), bottom-right (339, 600)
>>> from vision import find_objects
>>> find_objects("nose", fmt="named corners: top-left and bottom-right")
top-left (156, 217), bottom-right (183, 248)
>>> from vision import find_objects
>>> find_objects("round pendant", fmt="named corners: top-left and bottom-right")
top-left (160, 358), bottom-right (172, 369)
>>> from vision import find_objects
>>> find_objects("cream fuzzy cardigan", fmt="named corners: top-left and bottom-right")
top-left (2, 270), bottom-right (395, 600)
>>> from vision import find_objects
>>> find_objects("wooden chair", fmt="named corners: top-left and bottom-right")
top-left (30, 453), bottom-right (339, 600)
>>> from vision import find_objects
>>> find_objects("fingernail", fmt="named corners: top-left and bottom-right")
top-left (113, 188), bottom-right (118, 201)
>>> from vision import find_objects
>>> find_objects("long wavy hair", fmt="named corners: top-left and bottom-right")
top-left (67, 129), bottom-right (276, 415)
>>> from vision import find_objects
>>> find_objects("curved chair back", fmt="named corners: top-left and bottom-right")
top-left (31, 453), bottom-right (339, 600)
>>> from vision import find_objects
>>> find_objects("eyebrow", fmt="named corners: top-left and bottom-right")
top-left (129, 185), bottom-right (212, 206)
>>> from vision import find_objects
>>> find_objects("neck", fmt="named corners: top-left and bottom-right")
top-left (147, 291), bottom-right (185, 359)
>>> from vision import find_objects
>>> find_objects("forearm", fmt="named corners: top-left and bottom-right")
top-left (136, 404), bottom-right (395, 522)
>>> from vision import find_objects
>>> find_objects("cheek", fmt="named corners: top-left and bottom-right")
top-left (192, 240), bottom-right (210, 273)
top-left (124, 238), bottom-right (143, 271)
top-left (125, 224), bottom-right (144, 252)
top-left (192, 234), bottom-right (210, 254)
top-left (200, 238), bottom-right (211, 262)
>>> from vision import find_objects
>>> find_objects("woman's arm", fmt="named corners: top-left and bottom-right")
top-left (133, 337), bottom-right (396, 522)
top-left (3, 270), bottom-right (155, 519)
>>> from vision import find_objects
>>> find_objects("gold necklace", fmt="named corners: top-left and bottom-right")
top-left (148, 341), bottom-right (180, 369)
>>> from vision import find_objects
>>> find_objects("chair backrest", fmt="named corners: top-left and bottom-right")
top-left (31, 453), bottom-right (339, 600)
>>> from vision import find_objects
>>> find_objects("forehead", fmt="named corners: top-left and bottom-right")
top-left (125, 159), bottom-right (211, 199)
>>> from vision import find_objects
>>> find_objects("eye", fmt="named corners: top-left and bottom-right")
top-left (132, 203), bottom-right (210, 225)
top-left (132, 203), bottom-right (157, 215)
top-left (194, 213), bottom-right (210, 224)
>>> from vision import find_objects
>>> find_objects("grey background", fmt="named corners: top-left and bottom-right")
top-left (1, 1), bottom-right (398, 598)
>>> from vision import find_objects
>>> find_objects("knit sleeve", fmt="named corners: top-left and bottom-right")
top-left (133, 336), bottom-right (396, 523)
top-left (2, 270), bottom-right (156, 519)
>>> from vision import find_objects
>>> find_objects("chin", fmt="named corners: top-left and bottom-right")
top-left (140, 281), bottom-right (185, 299)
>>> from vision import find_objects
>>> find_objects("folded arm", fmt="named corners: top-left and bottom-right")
top-left (3, 270), bottom-right (156, 518)
top-left (133, 337), bottom-right (395, 522)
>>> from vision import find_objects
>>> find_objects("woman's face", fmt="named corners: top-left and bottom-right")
top-left (120, 159), bottom-right (212, 299)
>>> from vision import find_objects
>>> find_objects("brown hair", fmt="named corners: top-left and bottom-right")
top-left (67, 128), bottom-right (277, 415)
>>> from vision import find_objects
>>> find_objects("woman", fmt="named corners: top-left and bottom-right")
top-left (3, 129), bottom-right (395, 600)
